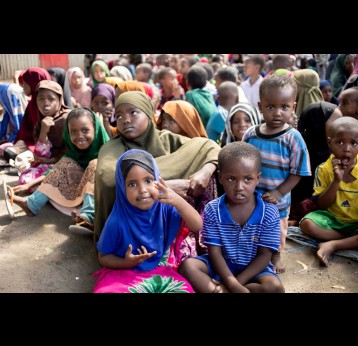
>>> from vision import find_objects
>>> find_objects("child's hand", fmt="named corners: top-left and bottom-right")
top-left (155, 176), bottom-right (179, 205)
top-left (124, 244), bottom-right (157, 266)
top-left (262, 189), bottom-right (281, 204)
top-left (332, 157), bottom-right (345, 182)
top-left (41, 116), bottom-right (55, 133)
top-left (100, 107), bottom-right (113, 122)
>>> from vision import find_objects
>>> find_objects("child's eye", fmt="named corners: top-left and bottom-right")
top-left (228, 177), bottom-right (235, 182)
top-left (131, 110), bottom-right (138, 116)
top-left (116, 114), bottom-right (122, 120)
top-left (145, 178), bottom-right (153, 184)
top-left (244, 177), bottom-right (253, 182)
top-left (128, 182), bottom-right (136, 188)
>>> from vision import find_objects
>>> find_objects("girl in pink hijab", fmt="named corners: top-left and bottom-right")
top-left (66, 67), bottom-right (92, 108)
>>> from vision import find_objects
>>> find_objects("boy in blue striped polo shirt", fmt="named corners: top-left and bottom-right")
top-left (243, 75), bottom-right (311, 274)
top-left (178, 142), bottom-right (284, 293)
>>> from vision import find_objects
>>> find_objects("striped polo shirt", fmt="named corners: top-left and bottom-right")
top-left (203, 192), bottom-right (281, 267)
top-left (243, 125), bottom-right (311, 218)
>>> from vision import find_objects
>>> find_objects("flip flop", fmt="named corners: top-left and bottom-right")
top-left (2, 179), bottom-right (14, 219)
top-left (68, 220), bottom-right (94, 236)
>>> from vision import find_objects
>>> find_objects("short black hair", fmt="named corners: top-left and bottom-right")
top-left (246, 54), bottom-right (265, 71)
top-left (329, 116), bottom-right (358, 138)
top-left (218, 141), bottom-right (261, 172)
top-left (259, 74), bottom-right (297, 101)
top-left (215, 66), bottom-right (238, 83)
top-left (187, 65), bottom-right (207, 89)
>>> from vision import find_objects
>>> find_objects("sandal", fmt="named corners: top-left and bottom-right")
top-left (2, 178), bottom-right (14, 219)
top-left (68, 220), bottom-right (94, 235)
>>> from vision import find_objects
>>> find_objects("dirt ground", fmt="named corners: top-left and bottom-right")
top-left (1, 169), bottom-right (358, 293)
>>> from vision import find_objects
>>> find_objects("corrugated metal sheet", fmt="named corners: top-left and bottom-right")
top-left (0, 54), bottom-right (39, 80)
top-left (0, 54), bottom-right (122, 80)
top-left (68, 54), bottom-right (121, 70)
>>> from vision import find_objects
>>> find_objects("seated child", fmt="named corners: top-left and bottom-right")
top-left (300, 117), bottom-right (358, 266)
top-left (0, 83), bottom-right (28, 157)
top-left (178, 142), bottom-right (284, 293)
top-left (5, 108), bottom-right (109, 232)
top-left (221, 102), bottom-right (262, 146)
top-left (92, 149), bottom-right (203, 293)
top-left (156, 100), bottom-right (207, 138)
top-left (17, 80), bottom-right (70, 185)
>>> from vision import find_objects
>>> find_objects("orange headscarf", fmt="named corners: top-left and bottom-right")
top-left (157, 100), bottom-right (207, 138)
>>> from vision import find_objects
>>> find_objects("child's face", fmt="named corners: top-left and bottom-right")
top-left (71, 71), bottom-right (83, 89)
top-left (93, 65), bottom-right (106, 83)
top-left (321, 85), bottom-right (333, 102)
top-left (258, 86), bottom-right (296, 131)
top-left (329, 127), bottom-right (358, 167)
top-left (243, 59), bottom-right (258, 77)
top-left (91, 95), bottom-right (113, 114)
top-left (68, 115), bottom-right (95, 150)
top-left (231, 111), bottom-right (253, 141)
top-left (218, 157), bottom-right (260, 206)
top-left (159, 113), bottom-right (183, 135)
top-left (125, 165), bottom-right (158, 210)
top-left (160, 70), bottom-right (178, 90)
top-left (339, 90), bottom-right (358, 119)
top-left (115, 102), bottom-right (149, 140)
top-left (36, 89), bottom-right (60, 117)
top-left (179, 59), bottom-right (190, 76)
top-left (135, 68), bottom-right (148, 82)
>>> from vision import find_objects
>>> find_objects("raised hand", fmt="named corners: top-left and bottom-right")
top-left (41, 116), bottom-right (55, 134)
top-left (155, 176), bottom-right (180, 205)
top-left (332, 156), bottom-right (345, 182)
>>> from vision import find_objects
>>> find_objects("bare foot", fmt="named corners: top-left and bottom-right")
top-left (317, 242), bottom-right (334, 266)
top-left (272, 252), bottom-right (285, 274)
top-left (211, 279), bottom-right (229, 293)
top-left (12, 195), bottom-right (34, 216)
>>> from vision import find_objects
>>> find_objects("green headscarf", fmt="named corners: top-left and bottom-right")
top-left (63, 108), bottom-right (110, 169)
top-left (91, 61), bottom-right (110, 87)
top-left (293, 69), bottom-right (323, 118)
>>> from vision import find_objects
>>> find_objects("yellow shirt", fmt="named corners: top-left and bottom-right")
top-left (313, 154), bottom-right (358, 222)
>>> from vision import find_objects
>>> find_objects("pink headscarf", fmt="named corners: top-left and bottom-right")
top-left (66, 67), bottom-right (92, 108)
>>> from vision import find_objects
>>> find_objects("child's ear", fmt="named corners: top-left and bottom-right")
top-left (258, 102), bottom-right (262, 113)
top-left (327, 137), bottom-right (332, 148)
top-left (293, 101), bottom-right (297, 112)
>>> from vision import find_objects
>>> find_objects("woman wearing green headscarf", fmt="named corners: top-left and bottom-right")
top-left (95, 91), bottom-right (221, 252)
top-left (293, 69), bottom-right (323, 118)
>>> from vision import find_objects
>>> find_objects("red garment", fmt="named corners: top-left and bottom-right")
top-left (15, 68), bottom-right (51, 151)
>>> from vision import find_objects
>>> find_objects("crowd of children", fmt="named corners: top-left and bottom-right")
top-left (1, 53), bottom-right (358, 293)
